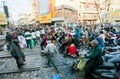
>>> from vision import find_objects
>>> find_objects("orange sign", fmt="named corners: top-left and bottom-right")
top-left (38, 0), bottom-right (55, 23)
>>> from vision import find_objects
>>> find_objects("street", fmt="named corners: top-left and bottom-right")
top-left (0, 46), bottom-right (84, 79)
top-left (0, 0), bottom-right (120, 79)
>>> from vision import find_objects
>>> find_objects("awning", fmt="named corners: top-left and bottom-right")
top-left (52, 16), bottom-right (65, 21)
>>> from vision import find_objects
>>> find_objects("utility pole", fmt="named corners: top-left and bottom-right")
top-left (2, 1), bottom-right (10, 30)
top-left (94, 0), bottom-right (102, 28)
top-left (2, 1), bottom-right (5, 6)
top-left (2, 1), bottom-right (9, 18)
top-left (107, 0), bottom-right (111, 12)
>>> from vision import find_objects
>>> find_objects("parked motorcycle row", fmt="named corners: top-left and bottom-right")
top-left (56, 27), bottom-right (120, 79)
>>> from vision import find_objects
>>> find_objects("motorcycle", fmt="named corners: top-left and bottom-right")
top-left (71, 48), bottom-right (119, 79)
top-left (92, 62), bottom-right (118, 79)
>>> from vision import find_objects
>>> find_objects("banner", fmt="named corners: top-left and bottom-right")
top-left (105, 10), bottom-right (120, 20)
top-left (38, 0), bottom-right (55, 23)
top-left (0, 12), bottom-right (7, 25)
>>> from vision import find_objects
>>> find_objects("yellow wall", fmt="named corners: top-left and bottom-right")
top-left (0, 12), bottom-right (7, 25)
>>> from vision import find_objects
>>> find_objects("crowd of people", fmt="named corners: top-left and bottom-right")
top-left (5, 24), bottom-right (120, 78)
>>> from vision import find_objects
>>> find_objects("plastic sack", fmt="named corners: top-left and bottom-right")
top-left (53, 75), bottom-right (60, 79)
top-left (31, 39), bottom-right (35, 47)
top-left (77, 57), bottom-right (85, 71)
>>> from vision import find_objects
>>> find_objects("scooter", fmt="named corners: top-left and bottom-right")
top-left (92, 62), bottom-right (118, 79)
top-left (71, 48), bottom-right (119, 79)
top-left (91, 48), bottom-right (119, 79)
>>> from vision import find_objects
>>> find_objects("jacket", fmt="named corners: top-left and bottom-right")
top-left (85, 45), bottom-right (103, 64)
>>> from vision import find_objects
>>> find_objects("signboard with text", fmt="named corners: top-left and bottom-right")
top-left (38, 0), bottom-right (55, 23)
top-left (0, 12), bottom-right (7, 25)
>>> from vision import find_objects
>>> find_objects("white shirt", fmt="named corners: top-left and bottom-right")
top-left (24, 32), bottom-right (32, 40)
top-left (40, 30), bottom-right (45, 35)
top-left (99, 34), bottom-right (105, 42)
top-left (85, 31), bottom-right (88, 37)
top-left (35, 31), bottom-right (40, 37)
top-left (18, 35), bottom-right (27, 48)
top-left (31, 32), bottom-right (36, 39)
top-left (45, 43), bottom-right (58, 54)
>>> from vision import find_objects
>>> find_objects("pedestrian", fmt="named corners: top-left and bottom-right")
top-left (40, 34), bottom-right (44, 50)
top-left (99, 30), bottom-right (105, 43)
top-left (24, 29), bottom-right (32, 49)
top-left (12, 31), bottom-right (18, 40)
top-left (18, 33), bottom-right (27, 49)
top-left (35, 29), bottom-right (40, 45)
top-left (5, 32), bottom-right (12, 51)
top-left (51, 32), bottom-right (56, 43)
top-left (31, 30), bottom-right (37, 46)
top-left (96, 33), bottom-right (105, 48)
top-left (10, 39), bottom-right (25, 69)
top-left (83, 28), bottom-right (89, 46)
top-left (43, 34), bottom-right (48, 48)
top-left (5, 32), bottom-right (12, 43)
top-left (45, 39), bottom-right (59, 73)
top-left (40, 28), bottom-right (45, 36)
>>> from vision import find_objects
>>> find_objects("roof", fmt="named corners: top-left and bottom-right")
top-left (56, 5), bottom-right (77, 11)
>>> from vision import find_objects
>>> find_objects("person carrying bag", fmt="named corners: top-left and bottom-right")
top-left (77, 57), bottom-right (85, 71)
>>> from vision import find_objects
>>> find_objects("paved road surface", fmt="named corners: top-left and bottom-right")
top-left (0, 46), bottom-right (84, 79)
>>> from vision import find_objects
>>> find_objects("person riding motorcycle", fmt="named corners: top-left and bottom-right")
top-left (83, 40), bottom-right (103, 79)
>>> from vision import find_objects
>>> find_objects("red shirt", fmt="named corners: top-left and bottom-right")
top-left (68, 44), bottom-right (77, 55)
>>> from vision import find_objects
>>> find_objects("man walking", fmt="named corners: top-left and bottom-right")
top-left (45, 39), bottom-right (59, 73)
top-left (24, 29), bottom-right (32, 49)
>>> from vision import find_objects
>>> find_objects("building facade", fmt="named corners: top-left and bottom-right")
top-left (57, 0), bottom-right (101, 25)
top-left (103, 0), bottom-right (120, 23)
top-left (18, 14), bottom-right (32, 26)
top-left (78, 0), bottom-right (101, 25)
top-left (52, 5), bottom-right (78, 27)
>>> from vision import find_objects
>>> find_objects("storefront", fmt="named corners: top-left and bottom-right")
top-left (52, 16), bottom-right (65, 27)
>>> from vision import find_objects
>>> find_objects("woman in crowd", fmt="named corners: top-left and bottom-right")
top-left (10, 39), bottom-right (25, 69)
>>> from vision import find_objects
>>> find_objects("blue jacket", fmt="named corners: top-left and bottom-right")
top-left (97, 37), bottom-right (105, 47)
top-left (75, 28), bottom-right (81, 39)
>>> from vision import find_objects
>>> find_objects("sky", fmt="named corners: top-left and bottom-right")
top-left (0, 0), bottom-right (68, 21)
top-left (0, 0), bottom-right (32, 21)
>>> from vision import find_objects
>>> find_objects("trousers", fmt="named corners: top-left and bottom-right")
top-left (84, 60), bottom-right (100, 79)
